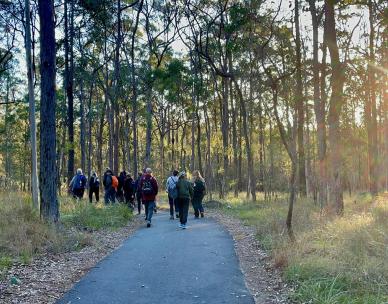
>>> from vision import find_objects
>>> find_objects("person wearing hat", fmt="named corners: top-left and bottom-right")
top-left (176, 171), bottom-right (193, 229)
top-left (103, 168), bottom-right (115, 204)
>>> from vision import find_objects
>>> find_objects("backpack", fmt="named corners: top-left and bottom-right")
top-left (167, 177), bottom-right (178, 199)
top-left (112, 176), bottom-right (119, 189)
top-left (142, 178), bottom-right (154, 195)
top-left (73, 174), bottom-right (86, 190)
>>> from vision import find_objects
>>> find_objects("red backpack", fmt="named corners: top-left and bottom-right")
top-left (112, 176), bottom-right (119, 190)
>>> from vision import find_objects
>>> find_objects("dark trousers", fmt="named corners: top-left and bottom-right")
top-left (104, 187), bottom-right (116, 205)
top-left (89, 187), bottom-right (99, 203)
top-left (73, 188), bottom-right (85, 199)
top-left (192, 198), bottom-right (204, 217)
top-left (178, 198), bottom-right (190, 225)
top-left (168, 196), bottom-right (179, 216)
top-left (136, 193), bottom-right (142, 214)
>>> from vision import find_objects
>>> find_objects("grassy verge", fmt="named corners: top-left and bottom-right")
top-left (217, 192), bottom-right (388, 303)
top-left (0, 193), bottom-right (133, 280)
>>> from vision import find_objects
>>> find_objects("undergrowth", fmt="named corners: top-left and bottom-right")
top-left (219, 192), bottom-right (388, 303)
top-left (0, 193), bottom-right (133, 280)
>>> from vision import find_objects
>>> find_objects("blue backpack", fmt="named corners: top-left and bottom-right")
top-left (73, 174), bottom-right (86, 190)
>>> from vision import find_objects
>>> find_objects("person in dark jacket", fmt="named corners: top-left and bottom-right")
top-left (123, 174), bottom-right (135, 209)
top-left (176, 171), bottom-right (193, 229)
top-left (117, 170), bottom-right (127, 203)
top-left (192, 170), bottom-right (206, 218)
top-left (103, 168), bottom-right (115, 205)
top-left (139, 168), bottom-right (158, 228)
top-left (88, 171), bottom-right (100, 203)
top-left (134, 172), bottom-right (143, 214)
top-left (69, 168), bottom-right (87, 199)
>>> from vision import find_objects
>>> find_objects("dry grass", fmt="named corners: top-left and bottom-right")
top-left (220, 192), bottom-right (388, 303)
top-left (0, 193), bottom-right (133, 280)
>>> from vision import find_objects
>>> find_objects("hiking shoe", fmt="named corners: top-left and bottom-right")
top-left (181, 224), bottom-right (187, 229)
top-left (201, 212), bottom-right (204, 218)
top-left (146, 221), bottom-right (151, 228)
top-left (170, 215), bottom-right (174, 220)
top-left (178, 223), bottom-right (183, 228)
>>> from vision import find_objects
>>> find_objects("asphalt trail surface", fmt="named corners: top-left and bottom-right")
top-left (57, 212), bottom-right (255, 304)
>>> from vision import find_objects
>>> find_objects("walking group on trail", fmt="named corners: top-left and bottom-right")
top-left (68, 166), bottom-right (207, 229)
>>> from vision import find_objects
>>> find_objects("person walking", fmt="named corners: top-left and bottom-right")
top-left (103, 168), bottom-right (116, 205)
top-left (192, 170), bottom-right (206, 218)
top-left (134, 172), bottom-right (143, 214)
top-left (139, 168), bottom-right (158, 228)
top-left (166, 170), bottom-right (179, 220)
top-left (88, 171), bottom-right (100, 203)
top-left (69, 168), bottom-right (87, 199)
top-left (176, 171), bottom-right (193, 229)
top-left (123, 173), bottom-right (135, 209)
top-left (117, 170), bottom-right (127, 203)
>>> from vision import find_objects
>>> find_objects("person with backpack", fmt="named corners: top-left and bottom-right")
top-left (117, 170), bottom-right (127, 203)
top-left (134, 172), bottom-right (143, 214)
top-left (88, 171), bottom-right (100, 203)
top-left (139, 168), bottom-right (158, 228)
top-left (103, 168), bottom-right (116, 204)
top-left (123, 173), bottom-right (135, 209)
top-left (166, 170), bottom-right (179, 220)
top-left (176, 171), bottom-right (193, 229)
top-left (192, 170), bottom-right (206, 218)
top-left (69, 168), bottom-right (87, 199)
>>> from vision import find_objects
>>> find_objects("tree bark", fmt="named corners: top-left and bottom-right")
top-left (309, 0), bottom-right (327, 208)
top-left (325, 0), bottom-right (344, 215)
top-left (295, 0), bottom-right (306, 196)
top-left (65, 0), bottom-right (75, 182)
top-left (24, 0), bottom-right (39, 209)
top-left (38, 0), bottom-right (59, 222)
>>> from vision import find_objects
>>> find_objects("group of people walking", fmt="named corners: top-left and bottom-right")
top-left (69, 167), bottom-right (206, 229)
top-left (166, 170), bottom-right (206, 228)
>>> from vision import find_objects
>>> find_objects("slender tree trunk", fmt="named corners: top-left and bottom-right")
top-left (309, 0), bottom-right (327, 208)
top-left (234, 80), bottom-right (256, 201)
top-left (367, 0), bottom-right (378, 195)
top-left (80, 79), bottom-right (86, 173)
top-left (295, 0), bottom-right (306, 196)
top-left (38, 0), bottom-right (58, 222)
top-left (131, 0), bottom-right (143, 176)
top-left (65, 0), bottom-right (75, 182)
top-left (326, 0), bottom-right (345, 215)
top-left (113, 0), bottom-right (122, 174)
top-left (24, 0), bottom-right (39, 208)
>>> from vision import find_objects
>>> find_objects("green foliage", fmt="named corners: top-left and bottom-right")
top-left (61, 200), bottom-right (133, 230)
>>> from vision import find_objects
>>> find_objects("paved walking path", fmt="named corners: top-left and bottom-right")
top-left (57, 212), bottom-right (254, 304)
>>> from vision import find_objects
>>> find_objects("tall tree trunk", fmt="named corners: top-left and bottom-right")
top-left (24, 0), bottom-right (39, 209)
top-left (65, 0), bottom-right (75, 182)
top-left (38, 0), bottom-right (58, 222)
top-left (80, 79), bottom-right (86, 173)
top-left (309, 0), bottom-right (327, 208)
top-left (131, 0), bottom-right (143, 176)
top-left (366, 0), bottom-right (378, 195)
top-left (113, 0), bottom-right (122, 174)
top-left (295, 0), bottom-right (306, 196)
top-left (325, 0), bottom-right (345, 215)
top-left (234, 80), bottom-right (256, 201)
